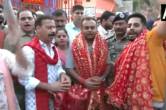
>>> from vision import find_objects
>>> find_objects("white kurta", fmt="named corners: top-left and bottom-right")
top-left (98, 25), bottom-right (116, 42)
top-left (0, 49), bottom-right (24, 110)
top-left (0, 49), bottom-right (15, 110)
top-left (19, 41), bottom-right (65, 110)
top-left (0, 49), bottom-right (15, 71)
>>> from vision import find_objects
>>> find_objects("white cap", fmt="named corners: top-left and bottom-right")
top-left (35, 11), bottom-right (44, 16)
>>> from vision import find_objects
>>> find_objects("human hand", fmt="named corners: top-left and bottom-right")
top-left (84, 76), bottom-right (102, 89)
top-left (90, 76), bottom-right (103, 83)
top-left (49, 81), bottom-right (70, 93)
top-left (60, 73), bottom-right (71, 85)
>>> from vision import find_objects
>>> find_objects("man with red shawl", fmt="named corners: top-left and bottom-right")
top-left (106, 7), bottom-right (166, 110)
top-left (19, 15), bottom-right (71, 110)
top-left (62, 16), bottom-right (111, 110)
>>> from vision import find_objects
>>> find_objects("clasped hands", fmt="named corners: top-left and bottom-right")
top-left (84, 76), bottom-right (104, 90)
top-left (48, 73), bottom-right (71, 93)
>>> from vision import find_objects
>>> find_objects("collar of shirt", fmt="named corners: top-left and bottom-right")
top-left (39, 40), bottom-right (55, 57)
top-left (67, 22), bottom-right (80, 31)
top-left (98, 25), bottom-right (116, 39)
top-left (22, 33), bottom-right (34, 38)
top-left (115, 33), bottom-right (128, 42)
top-left (98, 25), bottom-right (116, 36)
top-left (98, 25), bottom-right (108, 35)
top-left (39, 40), bottom-right (54, 49)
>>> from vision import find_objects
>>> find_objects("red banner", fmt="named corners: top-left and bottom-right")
top-left (22, 0), bottom-right (44, 4)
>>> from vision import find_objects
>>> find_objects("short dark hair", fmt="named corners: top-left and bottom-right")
top-left (55, 28), bottom-right (68, 36)
top-left (35, 15), bottom-right (54, 28)
top-left (0, 4), bottom-right (3, 9)
top-left (32, 11), bottom-right (37, 18)
top-left (127, 13), bottom-right (147, 25)
top-left (81, 16), bottom-right (97, 26)
top-left (52, 9), bottom-right (67, 18)
top-left (17, 9), bottom-right (33, 19)
top-left (100, 11), bottom-right (115, 22)
top-left (71, 5), bottom-right (84, 13)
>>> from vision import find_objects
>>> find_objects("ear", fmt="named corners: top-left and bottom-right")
top-left (36, 25), bottom-right (41, 31)
top-left (102, 19), bottom-right (106, 24)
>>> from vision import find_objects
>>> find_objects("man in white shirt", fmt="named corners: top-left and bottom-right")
top-left (98, 11), bottom-right (115, 43)
top-left (65, 5), bottom-right (84, 44)
top-left (19, 15), bottom-right (71, 110)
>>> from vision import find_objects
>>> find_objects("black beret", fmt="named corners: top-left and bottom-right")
top-left (113, 12), bottom-right (128, 23)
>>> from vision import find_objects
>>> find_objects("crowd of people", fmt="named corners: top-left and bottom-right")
top-left (0, 0), bottom-right (166, 110)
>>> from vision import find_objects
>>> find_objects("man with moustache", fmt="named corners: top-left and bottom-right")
top-left (19, 15), bottom-right (71, 110)
top-left (110, 12), bottom-right (129, 64)
top-left (104, 12), bottom-right (129, 86)
top-left (52, 9), bottom-right (68, 45)
top-left (52, 9), bottom-right (68, 29)
top-left (62, 17), bottom-right (111, 110)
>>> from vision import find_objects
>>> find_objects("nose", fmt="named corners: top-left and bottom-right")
top-left (116, 25), bottom-right (121, 28)
top-left (60, 36), bottom-right (64, 40)
top-left (24, 18), bottom-right (31, 22)
top-left (128, 28), bottom-right (134, 34)
top-left (78, 14), bottom-right (83, 17)
top-left (87, 28), bottom-right (94, 32)
top-left (130, 24), bottom-right (135, 30)
top-left (51, 26), bottom-right (56, 31)
top-left (25, 19), bottom-right (29, 22)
